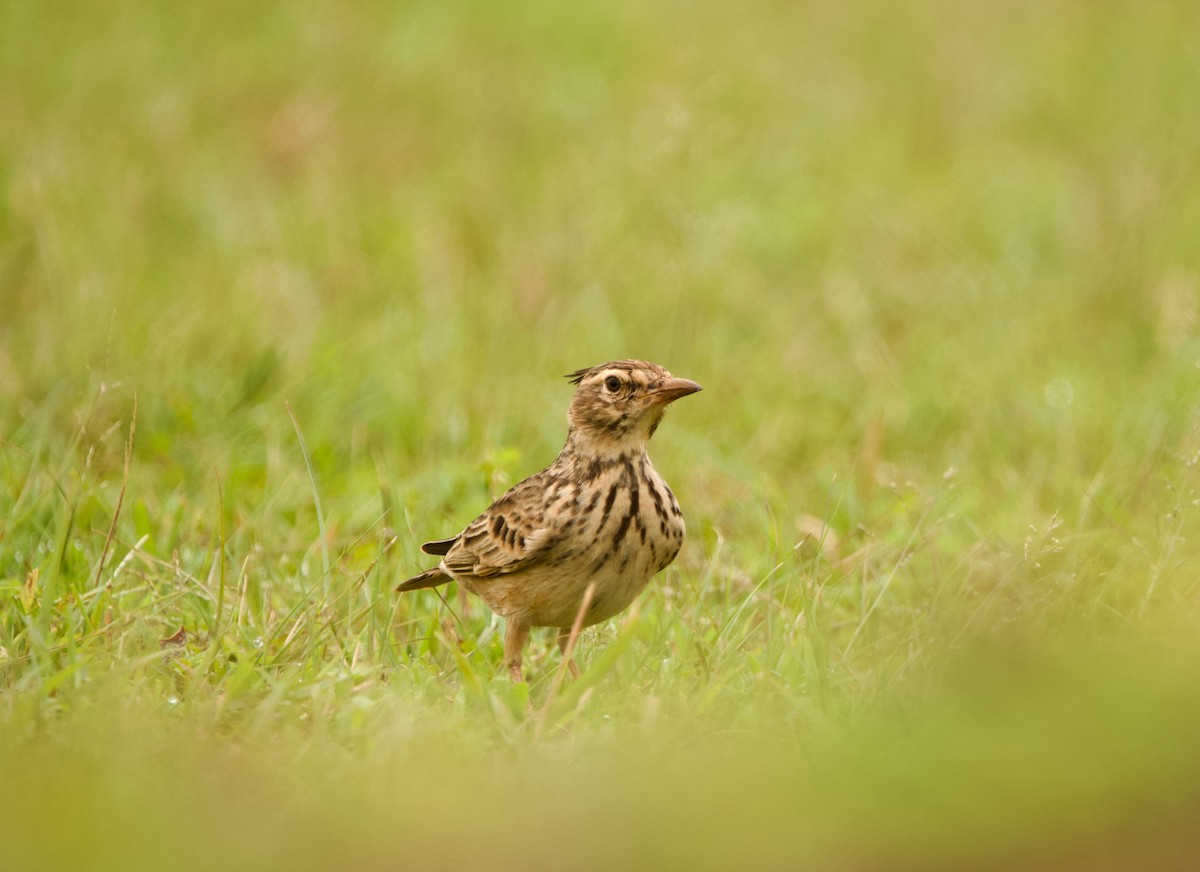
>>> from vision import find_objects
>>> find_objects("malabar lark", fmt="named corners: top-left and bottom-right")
top-left (398, 360), bottom-right (701, 681)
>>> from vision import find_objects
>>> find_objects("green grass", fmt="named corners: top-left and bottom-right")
top-left (4, 1), bottom-right (1200, 868)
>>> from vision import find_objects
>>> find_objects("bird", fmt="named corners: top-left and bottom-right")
top-left (397, 360), bottom-right (702, 682)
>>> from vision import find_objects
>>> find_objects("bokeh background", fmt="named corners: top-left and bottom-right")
top-left (3, 1), bottom-right (1200, 869)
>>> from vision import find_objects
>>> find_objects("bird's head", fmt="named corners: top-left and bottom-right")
top-left (564, 360), bottom-right (701, 454)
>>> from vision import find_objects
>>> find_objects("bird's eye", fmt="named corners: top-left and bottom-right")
top-left (604, 375), bottom-right (622, 393)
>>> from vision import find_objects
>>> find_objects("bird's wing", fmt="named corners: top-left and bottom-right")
top-left (439, 478), bottom-right (562, 579)
top-left (420, 536), bottom-right (459, 556)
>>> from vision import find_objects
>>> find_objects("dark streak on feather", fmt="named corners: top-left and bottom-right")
top-left (613, 512), bottom-right (632, 547)
top-left (598, 481), bottom-right (619, 530)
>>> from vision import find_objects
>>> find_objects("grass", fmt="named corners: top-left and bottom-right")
top-left (3, 0), bottom-right (1200, 868)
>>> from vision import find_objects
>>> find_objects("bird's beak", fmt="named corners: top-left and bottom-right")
top-left (651, 377), bottom-right (703, 404)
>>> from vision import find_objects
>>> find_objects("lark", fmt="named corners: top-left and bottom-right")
top-left (398, 360), bottom-right (701, 681)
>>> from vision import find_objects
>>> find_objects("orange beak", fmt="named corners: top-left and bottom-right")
top-left (651, 377), bottom-right (703, 404)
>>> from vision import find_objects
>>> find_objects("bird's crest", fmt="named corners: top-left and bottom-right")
top-left (566, 360), bottom-right (655, 385)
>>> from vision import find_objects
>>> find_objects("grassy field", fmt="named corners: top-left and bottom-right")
top-left (3, 1), bottom-right (1200, 868)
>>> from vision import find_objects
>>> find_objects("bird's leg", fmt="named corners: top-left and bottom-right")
top-left (556, 627), bottom-right (582, 679)
top-left (504, 617), bottom-right (531, 682)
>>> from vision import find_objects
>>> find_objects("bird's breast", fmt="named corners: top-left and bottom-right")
top-left (462, 452), bottom-right (686, 628)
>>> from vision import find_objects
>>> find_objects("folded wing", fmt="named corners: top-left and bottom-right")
top-left (441, 506), bottom-right (558, 578)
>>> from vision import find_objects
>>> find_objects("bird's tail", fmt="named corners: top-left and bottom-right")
top-left (396, 567), bottom-right (451, 593)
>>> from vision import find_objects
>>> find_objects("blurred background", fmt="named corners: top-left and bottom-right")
top-left (3, 1), bottom-right (1200, 869)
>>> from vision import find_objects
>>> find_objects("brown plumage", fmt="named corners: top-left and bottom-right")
top-left (397, 360), bottom-right (701, 681)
